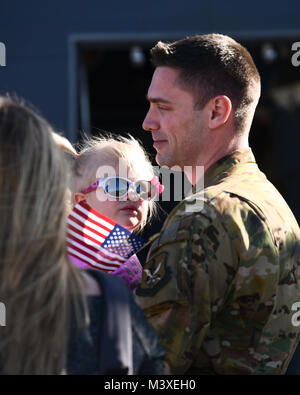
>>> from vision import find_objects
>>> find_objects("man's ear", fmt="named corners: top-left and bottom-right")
top-left (208, 95), bottom-right (232, 130)
top-left (74, 192), bottom-right (87, 204)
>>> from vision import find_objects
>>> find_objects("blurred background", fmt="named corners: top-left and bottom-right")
top-left (0, 0), bottom-right (300, 238)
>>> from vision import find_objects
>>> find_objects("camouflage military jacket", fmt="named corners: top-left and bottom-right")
top-left (135, 148), bottom-right (300, 374)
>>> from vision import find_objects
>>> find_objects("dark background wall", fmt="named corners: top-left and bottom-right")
top-left (1, 0), bottom-right (300, 133)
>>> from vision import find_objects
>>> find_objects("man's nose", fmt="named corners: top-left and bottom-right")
top-left (142, 108), bottom-right (159, 132)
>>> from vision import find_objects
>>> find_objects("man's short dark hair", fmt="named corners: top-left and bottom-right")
top-left (150, 33), bottom-right (261, 131)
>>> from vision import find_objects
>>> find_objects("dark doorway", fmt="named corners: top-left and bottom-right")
top-left (244, 38), bottom-right (300, 222)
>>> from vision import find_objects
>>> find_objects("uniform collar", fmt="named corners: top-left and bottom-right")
top-left (203, 148), bottom-right (257, 188)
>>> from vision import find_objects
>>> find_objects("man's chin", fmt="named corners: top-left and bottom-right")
top-left (156, 153), bottom-right (169, 167)
top-left (156, 153), bottom-right (178, 168)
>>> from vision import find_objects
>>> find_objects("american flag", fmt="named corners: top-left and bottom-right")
top-left (67, 201), bottom-right (146, 272)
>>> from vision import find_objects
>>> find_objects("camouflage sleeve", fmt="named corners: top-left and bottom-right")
top-left (135, 201), bottom-right (238, 374)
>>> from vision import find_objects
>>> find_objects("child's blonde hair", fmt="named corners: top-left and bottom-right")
top-left (51, 132), bottom-right (77, 157)
top-left (73, 133), bottom-right (158, 231)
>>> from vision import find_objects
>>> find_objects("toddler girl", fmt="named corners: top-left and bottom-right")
top-left (68, 134), bottom-right (163, 290)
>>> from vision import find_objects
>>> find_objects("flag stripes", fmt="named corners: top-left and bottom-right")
top-left (67, 201), bottom-right (134, 272)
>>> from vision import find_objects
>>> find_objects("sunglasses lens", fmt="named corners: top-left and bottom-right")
top-left (135, 181), bottom-right (157, 201)
top-left (105, 178), bottom-right (129, 198)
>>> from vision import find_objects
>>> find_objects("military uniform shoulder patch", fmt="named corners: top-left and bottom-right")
top-left (136, 251), bottom-right (171, 297)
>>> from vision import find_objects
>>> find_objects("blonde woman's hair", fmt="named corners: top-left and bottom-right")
top-left (73, 133), bottom-right (158, 231)
top-left (0, 96), bottom-right (87, 374)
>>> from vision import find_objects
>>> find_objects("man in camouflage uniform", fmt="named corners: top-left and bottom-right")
top-left (135, 34), bottom-right (300, 374)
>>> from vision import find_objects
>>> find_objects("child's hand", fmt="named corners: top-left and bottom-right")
top-left (111, 254), bottom-right (142, 291)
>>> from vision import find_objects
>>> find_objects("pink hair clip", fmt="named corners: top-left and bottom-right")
top-left (151, 176), bottom-right (164, 195)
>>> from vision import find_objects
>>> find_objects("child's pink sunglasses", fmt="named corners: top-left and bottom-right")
top-left (82, 176), bottom-right (164, 201)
